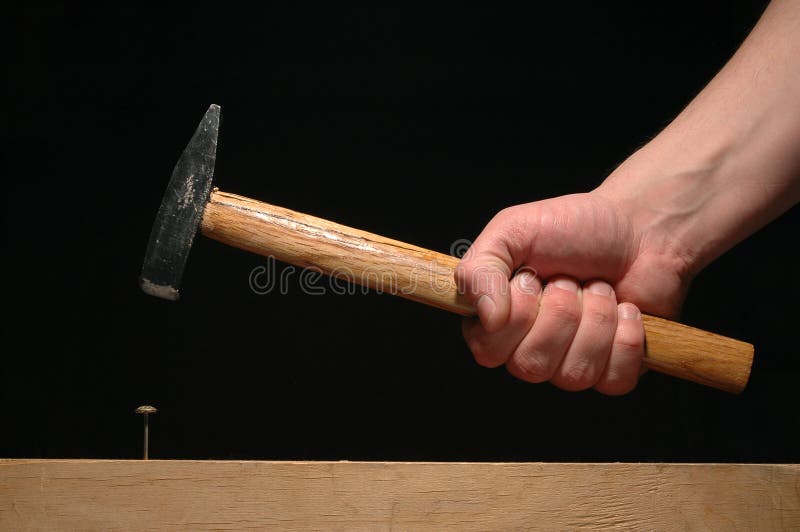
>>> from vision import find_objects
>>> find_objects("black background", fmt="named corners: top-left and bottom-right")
top-left (6, 2), bottom-right (799, 462)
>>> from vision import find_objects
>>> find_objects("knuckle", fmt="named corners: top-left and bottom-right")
top-left (466, 336), bottom-right (505, 368)
top-left (475, 354), bottom-right (504, 369)
top-left (558, 362), bottom-right (598, 391)
top-left (509, 352), bottom-right (553, 383)
top-left (494, 206), bottom-right (518, 223)
top-left (614, 325), bottom-right (645, 350)
top-left (492, 207), bottom-right (527, 245)
top-left (487, 210), bottom-right (511, 232)
top-left (546, 297), bottom-right (581, 325)
top-left (596, 371), bottom-right (638, 396)
top-left (586, 307), bottom-right (615, 329)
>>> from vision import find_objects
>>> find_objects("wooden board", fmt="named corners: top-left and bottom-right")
top-left (1, 460), bottom-right (798, 530)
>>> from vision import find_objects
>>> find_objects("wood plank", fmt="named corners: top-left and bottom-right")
top-left (1, 460), bottom-right (798, 530)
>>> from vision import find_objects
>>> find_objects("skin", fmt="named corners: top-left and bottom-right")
top-left (457, 0), bottom-right (800, 395)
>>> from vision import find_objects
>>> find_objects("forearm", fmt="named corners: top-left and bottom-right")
top-left (598, 0), bottom-right (800, 275)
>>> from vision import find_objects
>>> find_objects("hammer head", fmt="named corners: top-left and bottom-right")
top-left (139, 104), bottom-right (220, 300)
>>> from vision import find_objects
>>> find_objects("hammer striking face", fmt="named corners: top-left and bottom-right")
top-left (138, 105), bottom-right (753, 393)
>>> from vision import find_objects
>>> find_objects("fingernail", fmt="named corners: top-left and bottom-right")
top-left (618, 302), bottom-right (641, 320)
top-left (547, 277), bottom-right (578, 294)
top-left (517, 270), bottom-right (541, 295)
top-left (586, 281), bottom-right (613, 296)
top-left (477, 295), bottom-right (496, 326)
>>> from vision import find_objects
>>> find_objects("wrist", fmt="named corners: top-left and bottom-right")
top-left (596, 0), bottom-right (800, 277)
top-left (593, 141), bottom-right (727, 279)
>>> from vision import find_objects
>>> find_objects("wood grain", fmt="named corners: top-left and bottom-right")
top-left (642, 314), bottom-right (753, 393)
top-left (201, 190), bottom-right (753, 393)
top-left (201, 190), bottom-right (472, 314)
top-left (1, 460), bottom-right (797, 530)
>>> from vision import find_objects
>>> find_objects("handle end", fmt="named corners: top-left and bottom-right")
top-left (641, 315), bottom-right (754, 394)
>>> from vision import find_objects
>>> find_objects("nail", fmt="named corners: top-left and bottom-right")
top-left (477, 294), bottom-right (496, 327)
top-left (618, 303), bottom-right (641, 320)
top-left (135, 405), bottom-right (157, 460)
top-left (586, 280), bottom-right (613, 296)
top-left (517, 270), bottom-right (541, 295)
top-left (547, 277), bottom-right (579, 294)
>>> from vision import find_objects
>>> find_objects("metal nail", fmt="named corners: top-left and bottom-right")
top-left (135, 405), bottom-right (157, 460)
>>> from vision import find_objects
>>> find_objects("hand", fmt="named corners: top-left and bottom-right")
top-left (456, 190), bottom-right (693, 394)
top-left (458, 0), bottom-right (800, 394)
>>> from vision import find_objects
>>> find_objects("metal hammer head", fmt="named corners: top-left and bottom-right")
top-left (139, 104), bottom-right (220, 300)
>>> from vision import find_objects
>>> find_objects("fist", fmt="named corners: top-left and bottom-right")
top-left (455, 192), bottom-right (684, 395)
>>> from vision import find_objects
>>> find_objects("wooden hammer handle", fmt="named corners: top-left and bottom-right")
top-left (201, 190), bottom-right (753, 393)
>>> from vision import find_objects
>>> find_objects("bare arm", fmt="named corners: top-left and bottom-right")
top-left (599, 0), bottom-right (800, 276)
top-left (457, 0), bottom-right (800, 394)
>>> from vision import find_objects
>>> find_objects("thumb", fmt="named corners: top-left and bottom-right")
top-left (455, 211), bottom-right (526, 333)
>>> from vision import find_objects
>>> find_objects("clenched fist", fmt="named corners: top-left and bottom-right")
top-left (456, 191), bottom-right (690, 395)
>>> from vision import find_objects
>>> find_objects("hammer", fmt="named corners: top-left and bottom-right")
top-left (140, 105), bottom-right (754, 393)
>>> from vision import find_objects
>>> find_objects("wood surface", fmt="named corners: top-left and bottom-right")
top-left (1, 460), bottom-right (797, 530)
top-left (201, 190), bottom-right (753, 393)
